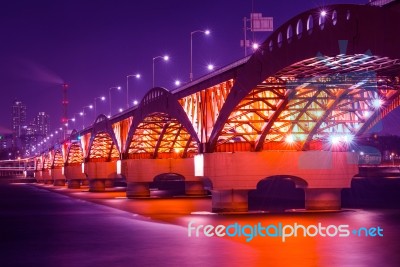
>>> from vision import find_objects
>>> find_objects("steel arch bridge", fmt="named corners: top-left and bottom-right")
top-left (35, 3), bottom-right (400, 168)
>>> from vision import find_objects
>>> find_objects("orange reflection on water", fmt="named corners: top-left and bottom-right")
top-left (36, 184), bottom-right (400, 267)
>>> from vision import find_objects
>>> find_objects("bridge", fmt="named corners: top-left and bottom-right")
top-left (19, 4), bottom-right (400, 212)
top-left (0, 159), bottom-right (35, 177)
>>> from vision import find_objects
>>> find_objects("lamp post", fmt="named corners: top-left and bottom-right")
top-left (152, 55), bottom-right (169, 88)
top-left (126, 74), bottom-right (140, 109)
top-left (81, 105), bottom-right (93, 129)
top-left (94, 96), bottom-right (106, 118)
top-left (190, 29), bottom-right (210, 81)
top-left (64, 117), bottom-right (76, 136)
top-left (108, 86), bottom-right (121, 117)
top-left (72, 113), bottom-right (81, 129)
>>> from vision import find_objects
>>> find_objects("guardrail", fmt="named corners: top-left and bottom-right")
top-left (368, 0), bottom-right (395, 6)
top-left (0, 167), bottom-right (35, 171)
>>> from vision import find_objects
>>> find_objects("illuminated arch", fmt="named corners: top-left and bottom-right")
top-left (42, 152), bottom-right (52, 170)
top-left (52, 148), bottom-right (64, 169)
top-left (66, 141), bottom-right (84, 165)
top-left (125, 87), bottom-right (200, 158)
top-left (87, 115), bottom-right (121, 161)
top-left (208, 5), bottom-right (400, 152)
top-left (35, 157), bottom-right (43, 171)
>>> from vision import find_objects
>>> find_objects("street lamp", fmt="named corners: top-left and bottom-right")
top-left (94, 96), bottom-right (106, 117)
top-left (152, 55), bottom-right (169, 88)
top-left (108, 86), bottom-right (121, 117)
top-left (64, 117), bottom-right (76, 136)
top-left (252, 42), bottom-right (259, 50)
top-left (126, 74), bottom-right (140, 108)
top-left (81, 105), bottom-right (93, 129)
top-left (190, 29), bottom-right (210, 81)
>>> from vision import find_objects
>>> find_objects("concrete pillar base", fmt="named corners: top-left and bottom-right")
top-left (104, 179), bottom-right (115, 188)
top-left (53, 179), bottom-right (66, 186)
top-left (212, 189), bottom-right (249, 212)
top-left (127, 182), bottom-right (150, 198)
top-left (89, 179), bottom-right (106, 192)
top-left (305, 188), bottom-right (342, 210)
top-left (67, 180), bottom-right (81, 189)
top-left (185, 181), bottom-right (207, 196)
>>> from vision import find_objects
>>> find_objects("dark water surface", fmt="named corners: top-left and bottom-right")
top-left (1, 183), bottom-right (400, 267)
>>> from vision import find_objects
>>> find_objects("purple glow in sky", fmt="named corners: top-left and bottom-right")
top-left (4, 0), bottom-right (397, 135)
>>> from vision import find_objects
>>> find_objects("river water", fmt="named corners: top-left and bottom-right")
top-left (50, 182), bottom-right (400, 267)
top-left (1, 180), bottom-right (400, 266)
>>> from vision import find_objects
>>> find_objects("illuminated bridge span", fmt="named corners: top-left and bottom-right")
top-left (33, 4), bottom-right (400, 212)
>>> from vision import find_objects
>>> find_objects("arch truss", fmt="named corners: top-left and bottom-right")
top-left (127, 112), bottom-right (198, 159)
top-left (87, 115), bottom-right (120, 161)
top-left (66, 141), bottom-right (84, 165)
top-left (216, 58), bottom-right (400, 152)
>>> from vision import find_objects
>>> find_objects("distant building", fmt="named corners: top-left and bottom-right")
top-left (0, 127), bottom-right (13, 151)
top-left (34, 112), bottom-right (49, 137)
top-left (12, 100), bottom-right (26, 137)
top-left (9, 100), bottom-right (50, 158)
top-left (0, 127), bottom-right (17, 160)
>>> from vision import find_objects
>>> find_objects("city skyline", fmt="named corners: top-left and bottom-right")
top-left (0, 0), bottom-right (373, 133)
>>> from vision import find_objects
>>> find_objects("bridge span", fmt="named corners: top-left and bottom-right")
top-left (27, 4), bottom-right (400, 212)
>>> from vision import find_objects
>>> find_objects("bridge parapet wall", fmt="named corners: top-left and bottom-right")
top-left (203, 151), bottom-right (358, 211)
top-left (122, 158), bottom-right (195, 182)
top-left (122, 158), bottom-right (205, 197)
top-left (203, 151), bottom-right (358, 189)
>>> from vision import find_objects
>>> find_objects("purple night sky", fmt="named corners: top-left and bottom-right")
top-left (3, 0), bottom-right (398, 135)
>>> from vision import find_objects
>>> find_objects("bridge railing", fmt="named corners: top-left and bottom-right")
top-left (0, 167), bottom-right (36, 171)
top-left (172, 56), bottom-right (251, 94)
top-left (368, 0), bottom-right (395, 6)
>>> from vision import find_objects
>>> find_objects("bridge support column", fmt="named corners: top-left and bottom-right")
top-left (85, 161), bottom-right (117, 192)
top-left (64, 165), bottom-right (86, 189)
top-left (35, 171), bottom-right (44, 183)
top-left (127, 182), bottom-right (150, 198)
top-left (89, 179), bottom-right (106, 192)
top-left (52, 168), bottom-right (66, 186)
top-left (53, 179), bottom-right (66, 186)
top-left (305, 188), bottom-right (342, 210)
top-left (211, 189), bottom-right (249, 212)
top-left (185, 181), bottom-right (207, 196)
top-left (68, 180), bottom-right (81, 189)
top-left (104, 179), bottom-right (115, 188)
top-left (42, 170), bottom-right (53, 184)
top-left (123, 158), bottom-right (198, 198)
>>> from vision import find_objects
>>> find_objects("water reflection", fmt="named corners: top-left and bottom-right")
top-left (32, 177), bottom-right (400, 267)
top-left (54, 185), bottom-right (400, 267)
